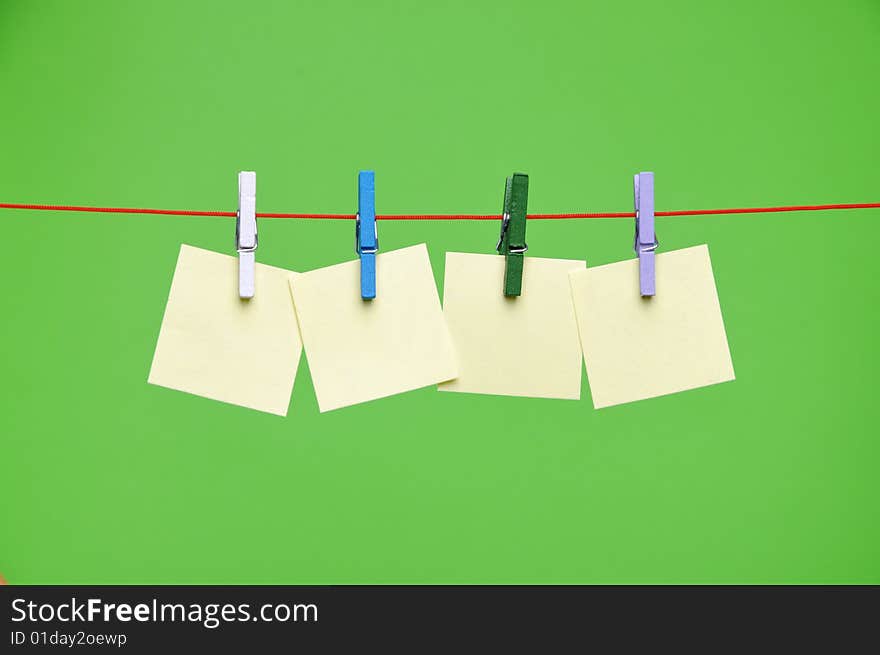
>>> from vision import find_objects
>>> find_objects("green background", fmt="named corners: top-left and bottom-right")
top-left (1, 0), bottom-right (878, 584)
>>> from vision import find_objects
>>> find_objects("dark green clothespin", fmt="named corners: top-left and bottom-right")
top-left (495, 172), bottom-right (529, 296)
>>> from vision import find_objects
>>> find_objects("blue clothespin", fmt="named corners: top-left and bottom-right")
top-left (356, 170), bottom-right (378, 299)
top-left (634, 172), bottom-right (658, 297)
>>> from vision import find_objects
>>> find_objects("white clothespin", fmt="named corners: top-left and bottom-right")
top-left (236, 171), bottom-right (257, 299)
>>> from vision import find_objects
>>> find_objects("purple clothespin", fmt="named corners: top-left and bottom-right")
top-left (633, 172), bottom-right (658, 297)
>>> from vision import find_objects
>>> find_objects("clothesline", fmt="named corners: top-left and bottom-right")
top-left (1, 201), bottom-right (879, 221)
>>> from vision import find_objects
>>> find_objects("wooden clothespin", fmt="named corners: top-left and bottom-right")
top-left (236, 171), bottom-right (257, 299)
top-left (634, 171), bottom-right (658, 297)
top-left (495, 172), bottom-right (529, 296)
top-left (356, 170), bottom-right (378, 300)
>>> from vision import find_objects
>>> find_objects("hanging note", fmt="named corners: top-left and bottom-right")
top-left (148, 244), bottom-right (303, 416)
top-left (439, 253), bottom-right (585, 400)
top-left (289, 244), bottom-right (457, 412)
top-left (569, 244), bottom-right (735, 408)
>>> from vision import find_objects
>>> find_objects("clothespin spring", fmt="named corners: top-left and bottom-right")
top-left (495, 213), bottom-right (528, 254)
top-left (236, 217), bottom-right (259, 254)
top-left (355, 214), bottom-right (378, 255)
top-left (633, 224), bottom-right (658, 254)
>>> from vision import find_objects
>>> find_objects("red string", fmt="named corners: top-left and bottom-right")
top-left (0, 203), bottom-right (237, 218)
top-left (1, 202), bottom-right (879, 220)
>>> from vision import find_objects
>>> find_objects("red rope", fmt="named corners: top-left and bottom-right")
top-left (0, 203), bottom-right (237, 217)
top-left (656, 203), bottom-right (880, 217)
top-left (1, 202), bottom-right (879, 220)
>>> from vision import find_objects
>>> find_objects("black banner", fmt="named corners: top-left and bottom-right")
top-left (1, 586), bottom-right (876, 652)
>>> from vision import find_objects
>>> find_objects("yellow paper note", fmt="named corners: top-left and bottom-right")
top-left (439, 253), bottom-right (586, 400)
top-left (569, 244), bottom-right (735, 409)
top-left (148, 245), bottom-right (303, 416)
top-left (289, 244), bottom-right (457, 412)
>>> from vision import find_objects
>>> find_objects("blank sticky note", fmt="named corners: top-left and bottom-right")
top-left (439, 253), bottom-right (586, 400)
top-left (570, 244), bottom-right (735, 409)
top-left (289, 244), bottom-right (457, 412)
top-left (148, 244), bottom-right (303, 416)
